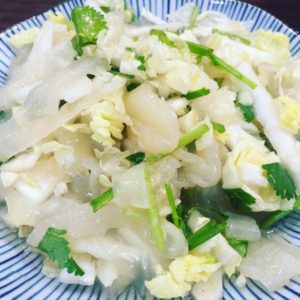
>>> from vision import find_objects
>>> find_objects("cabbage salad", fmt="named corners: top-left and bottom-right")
top-left (1, 0), bottom-right (300, 298)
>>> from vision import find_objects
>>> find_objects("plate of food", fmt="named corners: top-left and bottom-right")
top-left (1, 0), bottom-right (300, 299)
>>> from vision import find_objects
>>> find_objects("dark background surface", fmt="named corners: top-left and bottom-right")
top-left (0, 0), bottom-right (299, 32)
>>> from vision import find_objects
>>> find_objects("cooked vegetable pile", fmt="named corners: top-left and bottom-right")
top-left (1, 0), bottom-right (300, 298)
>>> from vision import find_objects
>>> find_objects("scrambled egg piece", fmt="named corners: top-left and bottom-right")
top-left (277, 96), bottom-right (300, 134)
top-left (145, 253), bottom-right (220, 299)
top-left (8, 28), bottom-right (40, 49)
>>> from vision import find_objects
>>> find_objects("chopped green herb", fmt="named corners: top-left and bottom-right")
top-left (212, 121), bottom-right (226, 133)
top-left (86, 73), bottom-right (95, 80)
top-left (126, 152), bottom-right (145, 165)
top-left (59, 99), bottom-right (67, 109)
top-left (185, 88), bottom-right (211, 100)
top-left (65, 257), bottom-right (85, 276)
top-left (187, 41), bottom-right (213, 57)
top-left (210, 54), bottom-right (257, 89)
top-left (262, 163), bottom-right (297, 200)
top-left (126, 81), bottom-right (141, 92)
top-left (100, 5), bottom-right (111, 13)
top-left (178, 123), bottom-right (210, 149)
top-left (212, 28), bottom-right (251, 46)
top-left (214, 78), bottom-right (224, 88)
top-left (0, 110), bottom-right (5, 121)
top-left (234, 98), bottom-right (255, 123)
top-left (225, 188), bottom-right (256, 211)
top-left (109, 67), bottom-right (135, 79)
top-left (165, 183), bottom-right (180, 228)
top-left (150, 29), bottom-right (175, 48)
top-left (260, 196), bottom-right (300, 229)
top-left (90, 188), bottom-right (114, 212)
top-left (135, 54), bottom-right (146, 71)
top-left (188, 220), bottom-right (223, 250)
top-left (38, 227), bottom-right (84, 276)
top-left (259, 131), bottom-right (276, 153)
top-left (188, 5), bottom-right (199, 29)
top-left (216, 58), bottom-right (254, 88)
top-left (145, 167), bottom-right (165, 251)
top-left (227, 238), bottom-right (248, 257)
top-left (125, 47), bottom-right (135, 52)
top-left (71, 6), bottom-right (107, 56)
top-left (195, 207), bottom-right (228, 228)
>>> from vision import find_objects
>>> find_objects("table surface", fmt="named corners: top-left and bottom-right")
top-left (0, 0), bottom-right (299, 32)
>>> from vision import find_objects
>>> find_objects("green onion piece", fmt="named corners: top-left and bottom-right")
top-left (144, 167), bottom-right (165, 251)
top-left (188, 220), bottom-right (223, 250)
top-left (150, 29), bottom-right (175, 48)
top-left (178, 123), bottom-right (210, 149)
top-left (227, 238), bottom-right (248, 257)
top-left (126, 81), bottom-right (141, 92)
top-left (260, 196), bottom-right (300, 229)
top-left (210, 54), bottom-right (257, 89)
top-left (165, 183), bottom-right (180, 228)
top-left (90, 188), bottom-right (113, 212)
top-left (126, 152), bottom-right (145, 165)
top-left (212, 28), bottom-right (251, 46)
top-left (100, 5), bottom-right (111, 13)
top-left (212, 121), bottom-right (226, 133)
top-left (234, 98), bottom-right (255, 122)
top-left (147, 123), bottom-right (209, 164)
top-left (186, 41), bottom-right (213, 57)
top-left (109, 67), bottom-right (135, 79)
top-left (188, 5), bottom-right (199, 29)
top-left (86, 73), bottom-right (95, 80)
top-left (185, 88), bottom-right (211, 100)
top-left (59, 99), bottom-right (67, 109)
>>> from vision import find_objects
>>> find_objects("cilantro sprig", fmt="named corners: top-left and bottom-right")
top-left (262, 163), bottom-right (297, 200)
top-left (71, 6), bottom-right (107, 56)
top-left (38, 227), bottom-right (84, 276)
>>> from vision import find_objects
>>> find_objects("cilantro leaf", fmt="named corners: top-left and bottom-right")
top-left (259, 131), bottom-right (276, 153)
top-left (188, 220), bottom-right (223, 250)
top-left (212, 121), bottom-right (226, 133)
top-left (150, 29), bottom-right (175, 48)
top-left (234, 98), bottom-right (255, 122)
top-left (66, 257), bottom-right (85, 276)
top-left (126, 152), bottom-right (145, 165)
top-left (185, 88), bottom-right (211, 100)
top-left (71, 6), bottom-right (107, 56)
top-left (100, 5), bottom-right (110, 13)
top-left (225, 188), bottom-right (256, 211)
top-left (37, 227), bottom-right (84, 276)
top-left (90, 188), bottom-right (114, 212)
top-left (262, 163), bottom-right (297, 200)
top-left (227, 238), bottom-right (248, 257)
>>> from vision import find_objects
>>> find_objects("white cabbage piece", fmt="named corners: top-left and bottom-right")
top-left (8, 27), bottom-right (40, 49)
top-left (188, 211), bottom-right (241, 277)
top-left (240, 236), bottom-right (300, 291)
top-left (167, 3), bottom-right (195, 27)
top-left (96, 260), bottom-right (119, 287)
top-left (238, 62), bottom-right (300, 193)
top-left (225, 214), bottom-right (261, 242)
top-left (192, 11), bottom-right (251, 40)
top-left (124, 83), bottom-right (180, 154)
top-left (176, 126), bottom-right (222, 188)
top-left (0, 74), bottom-right (126, 162)
top-left (191, 269), bottom-right (223, 300)
top-left (112, 163), bottom-right (150, 209)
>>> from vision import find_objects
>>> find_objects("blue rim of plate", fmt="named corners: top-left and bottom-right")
top-left (0, 1), bottom-right (300, 299)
